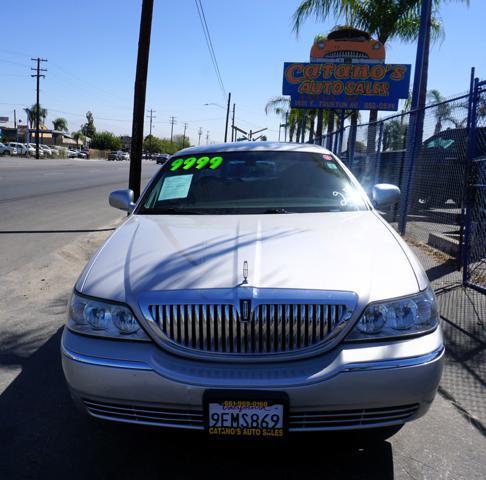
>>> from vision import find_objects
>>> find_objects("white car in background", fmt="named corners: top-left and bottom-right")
top-left (8, 142), bottom-right (31, 155)
top-left (0, 142), bottom-right (17, 155)
top-left (40, 144), bottom-right (54, 156)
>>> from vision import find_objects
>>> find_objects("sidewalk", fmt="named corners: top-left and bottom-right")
top-left (407, 241), bottom-right (486, 431)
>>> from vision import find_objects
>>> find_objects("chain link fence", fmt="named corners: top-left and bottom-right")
top-left (311, 85), bottom-right (486, 426)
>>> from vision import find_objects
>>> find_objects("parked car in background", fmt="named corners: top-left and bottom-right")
top-left (410, 127), bottom-right (486, 208)
top-left (108, 151), bottom-right (117, 161)
top-left (155, 153), bottom-right (170, 165)
top-left (41, 144), bottom-right (55, 156)
top-left (8, 142), bottom-right (31, 155)
top-left (0, 142), bottom-right (17, 155)
top-left (62, 142), bottom-right (444, 443)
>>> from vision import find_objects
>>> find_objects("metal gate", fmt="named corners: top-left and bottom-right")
top-left (463, 79), bottom-right (486, 294)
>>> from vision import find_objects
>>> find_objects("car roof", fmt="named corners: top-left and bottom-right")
top-left (176, 141), bottom-right (333, 156)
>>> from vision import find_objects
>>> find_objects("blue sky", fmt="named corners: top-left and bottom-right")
top-left (0, 0), bottom-right (483, 143)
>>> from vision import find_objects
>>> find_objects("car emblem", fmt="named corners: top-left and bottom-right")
top-left (240, 299), bottom-right (251, 322)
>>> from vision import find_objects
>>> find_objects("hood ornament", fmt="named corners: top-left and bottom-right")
top-left (242, 260), bottom-right (249, 284)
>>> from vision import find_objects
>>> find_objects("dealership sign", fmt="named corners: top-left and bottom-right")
top-left (282, 62), bottom-right (411, 111)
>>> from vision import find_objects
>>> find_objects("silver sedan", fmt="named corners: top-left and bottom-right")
top-left (61, 142), bottom-right (443, 442)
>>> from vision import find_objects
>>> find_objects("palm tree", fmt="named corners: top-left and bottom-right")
top-left (265, 96), bottom-right (298, 141)
top-left (72, 131), bottom-right (85, 147)
top-left (23, 108), bottom-right (35, 128)
top-left (427, 89), bottom-right (452, 134)
top-left (52, 117), bottom-right (68, 132)
top-left (292, 0), bottom-right (460, 150)
top-left (24, 104), bottom-right (48, 127)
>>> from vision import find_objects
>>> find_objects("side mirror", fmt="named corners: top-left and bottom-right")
top-left (372, 184), bottom-right (401, 208)
top-left (109, 189), bottom-right (135, 212)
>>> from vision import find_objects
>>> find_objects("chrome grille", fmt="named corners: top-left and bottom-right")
top-left (147, 303), bottom-right (348, 355)
top-left (83, 399), bottom-right (204, 429)
top-left (324, 50), bottom-right (369, 58)
top-left (289, 404), bottom-right (419, 431)
top-left (83, 399), bottom-right (418, 431)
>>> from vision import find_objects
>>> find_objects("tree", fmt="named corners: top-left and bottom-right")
top-left (90, 131), bottom-right (122, 151)
top-left (52, 117), bottom-right (68, 132)
top-left (173, 134), bottom-right (190, 150)
top-left (143, 134), bottom-right (166, 153)
top-left (81, 111), bottom-right (96, 138)
top-left (427, 89), bottom-right (454, 134)
top-left (24, 104), bottom-right (48, 128)
top-left (383, 119), bottom-right (408, 151)
top-left (72, 131), bottom-right (85, 146)
top-left (291, 1), bottom-right (465, 149)
top-left (265, 96), bottom-right (309, 143)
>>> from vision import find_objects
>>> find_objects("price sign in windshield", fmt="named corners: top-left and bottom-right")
top-left (170, 156), bottom-right (223, 171)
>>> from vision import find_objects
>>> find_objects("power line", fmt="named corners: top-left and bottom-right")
top-left (194, 0), bottom-right (226, 99)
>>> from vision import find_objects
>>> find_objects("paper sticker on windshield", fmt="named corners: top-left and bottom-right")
top-left (158, 174), bottom-right (193, 201)
top-left (170, 156), bottom-right (223, 171)
top-left (322, 154), bottom-right (334, 161)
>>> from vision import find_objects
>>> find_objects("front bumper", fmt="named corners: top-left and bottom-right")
top-left (61, 327), bottom-right (444, 432)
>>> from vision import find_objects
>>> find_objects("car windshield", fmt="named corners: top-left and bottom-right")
top-left (138, 150), bottom-right (368, 214)
top-left (424, 137), bottom-right (456, 150)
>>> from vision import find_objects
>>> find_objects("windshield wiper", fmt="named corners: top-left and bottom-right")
top-left (147, 208), bottom-right (204, 215)
top-left (262, 208), bottom-right (291, 214)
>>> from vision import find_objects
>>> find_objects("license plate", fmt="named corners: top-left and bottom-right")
top-left (204, 390), bottom-right (288, 440)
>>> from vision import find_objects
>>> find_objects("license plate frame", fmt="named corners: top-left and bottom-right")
top-left (203, 390), bottom-right (289, 441)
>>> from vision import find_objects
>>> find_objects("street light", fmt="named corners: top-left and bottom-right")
top-left (204, 102), bottom-right (224, 109)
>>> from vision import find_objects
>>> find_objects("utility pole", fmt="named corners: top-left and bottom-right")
top-left (284, 111), bottom-right (289, 142)
top-left (147, 109), bottom-right (156, 156)
top-left (169, 116), bottom-right (177, 145)
top-left (13, 109), bottom-right (17, 128)
top-left (206, 130), bottom-right (210, 145)
top-left (129, 0), bottom-right (154, 201)
top-left (224, 92), bottom-right (231, 142)
top-left (231, 103), bottom-right (236, 142)
top-left (182, 122), bottom-right (188, 147)
top-left (399, 0), bottom-right (432, 235)
top-left (197, 127), bottom-right (203, 146)
top-left (31, 57), bottom-right (47, 159)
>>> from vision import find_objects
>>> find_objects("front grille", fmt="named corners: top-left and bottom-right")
top-left (324, 50), bottom-right (369, 58)
top-left (83, 399), bottom-right (204, 429)
top-left (147, 303), bottom-right (348, 355)
top-left (83, 399), bottom-right (418, 431)
top-left (289, 404), bottom-right (419, 431)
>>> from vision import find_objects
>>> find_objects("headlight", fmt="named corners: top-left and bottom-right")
top-left (67, 291), bottom-right (150, 341)
top-left (346, 287), bottom-right (438, 341)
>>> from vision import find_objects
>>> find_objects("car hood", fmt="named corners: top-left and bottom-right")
top-left (77, 211), bottom-right (421, 305)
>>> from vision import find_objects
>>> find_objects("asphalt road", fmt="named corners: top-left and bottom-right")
top-left (0, 156), bottom-right (484, 479)
top-left (0, 157), bottom-right (158, 276)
